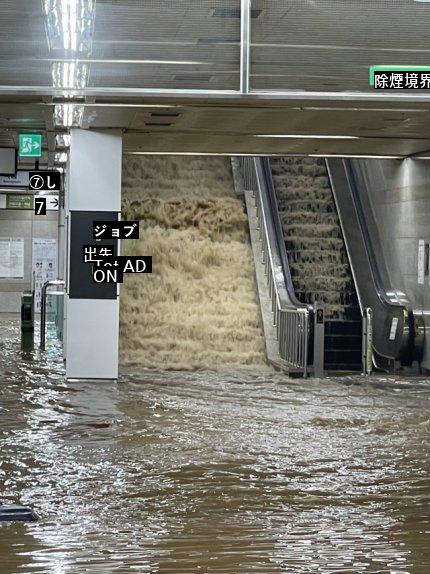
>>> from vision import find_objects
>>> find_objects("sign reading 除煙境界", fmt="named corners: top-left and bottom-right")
top-left (370, 66), bottom-right (430, 89)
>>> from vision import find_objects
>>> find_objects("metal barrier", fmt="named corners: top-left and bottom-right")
top-left (238, 157), bottom-right (310, 375)
top-left (40, 280), bottom-right (65, 351)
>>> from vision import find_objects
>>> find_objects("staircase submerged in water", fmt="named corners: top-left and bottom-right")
top-left (238, 156), bottom-right (422, 376)
top-left (271, 157), bottom-right (362, 372)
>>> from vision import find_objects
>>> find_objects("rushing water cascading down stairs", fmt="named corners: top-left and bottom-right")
top-left (119, 155), bottom-right (266, 370)
top-left (271, 157), bottom-right (362, 371)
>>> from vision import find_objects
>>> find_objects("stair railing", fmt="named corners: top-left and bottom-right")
top-left (238, 157), bottom-right (310, 376)
top-left (40, 279), bottom-right (65, 351)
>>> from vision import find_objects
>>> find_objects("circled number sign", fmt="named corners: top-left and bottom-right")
top-left (29, 171), bottom-right (62, 192)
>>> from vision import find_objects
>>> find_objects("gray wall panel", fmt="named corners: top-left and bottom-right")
top-left (0, 208), bottom-right (57, 312)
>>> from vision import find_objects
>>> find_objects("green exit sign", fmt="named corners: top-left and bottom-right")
top-left (19, 134), bottom-right (42, 157)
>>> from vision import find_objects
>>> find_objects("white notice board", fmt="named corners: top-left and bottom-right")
top-left (32, 238), bottom-right (57, 312)
top-left (0, 237), bottom-right (24, 278)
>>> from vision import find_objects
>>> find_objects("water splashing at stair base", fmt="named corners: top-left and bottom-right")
top-left (119, 156), bottom-right (266, 370)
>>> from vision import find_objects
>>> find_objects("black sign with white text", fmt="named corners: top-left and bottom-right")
top-left (69, 211), bottom-right (119, 299)
top-left (93, 221), bottom-right (139, 240)
top-left (93, 268), bottom-right (124, 284)
top-left (83, 245), bottom-right (115, 263)
top-left (29, 170), bottom-right (62, 192)
top-left (34, 197), bottom-right (46, 215)
top-left (97, 256), bottom-right (152, 274)
top-left (373, 70), bottom-right (430, 90)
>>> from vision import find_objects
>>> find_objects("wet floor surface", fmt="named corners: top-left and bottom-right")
top-left (0, 318), bottom-right (429, 573)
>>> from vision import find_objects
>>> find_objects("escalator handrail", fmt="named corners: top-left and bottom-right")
top-left (343, 160), bottom-right (409, 312)
top-left (252, 157), bottom-right (290, 310)
top-left (327, 158), bottom-right (413, 364)
top-left (259, 157), bottom-right (313, 312)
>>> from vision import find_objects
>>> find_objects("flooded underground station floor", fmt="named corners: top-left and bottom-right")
top-left (0, 318), bottom-right (429, 573)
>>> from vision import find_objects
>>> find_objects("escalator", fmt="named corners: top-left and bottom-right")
top-left (258, 156), bottom-right (423, 374)
top-left (326, 158), bottom-right (424, 372)
top-left (270, 157), bottom-right (362, 371)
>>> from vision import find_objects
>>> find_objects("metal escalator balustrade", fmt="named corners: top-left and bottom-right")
top-left (239, 157), bottom-right (310, 376)
top-left (326, 158), bottom-right (424, 371)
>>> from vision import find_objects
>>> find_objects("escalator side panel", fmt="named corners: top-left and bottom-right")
top-left (326, 158), bottom-right (413, 365)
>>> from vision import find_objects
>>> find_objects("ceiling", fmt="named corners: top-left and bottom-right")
top-left (1, 0), bottom-right (430, 164)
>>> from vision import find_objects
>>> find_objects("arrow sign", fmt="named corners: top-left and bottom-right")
top-left (35, 194), bottom-right (59, 211)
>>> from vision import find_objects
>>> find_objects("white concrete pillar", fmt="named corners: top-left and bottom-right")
top-left (65, 129), bottom-right (122, 380)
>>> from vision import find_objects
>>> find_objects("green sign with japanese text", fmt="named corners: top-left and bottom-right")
top-left (6, 194), bottom-right (34, 210)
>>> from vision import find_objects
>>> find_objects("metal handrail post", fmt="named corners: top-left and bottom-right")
top-left (40, 280), bottom-right (65, 351)
top-left (313, 301), bottom-right (325, 378)
top-left (362, 307), bottom-right (373, 375)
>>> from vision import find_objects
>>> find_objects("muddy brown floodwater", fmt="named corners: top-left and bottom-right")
top-left (0, 317), bottom-right (429, 573)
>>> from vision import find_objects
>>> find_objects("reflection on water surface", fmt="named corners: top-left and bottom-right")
top-left (0, 318), bottom-right (429, 573)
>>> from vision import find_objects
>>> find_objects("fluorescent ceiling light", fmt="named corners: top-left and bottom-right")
top-left (55, 133), bottom-right (71, 147)
top-left (255, 134), bottom-right (360, 139)
top-left (252, 42), bottom-right (430, 54)
top-left (124, 152), bottom-right (306, 157)
top-left (54, 103), bottom-right (84, 127)
top-left (309, 154), bottom-right (402, 159)
top-left (41, 102), bottom-right (178, 109)
top-left (55, 152), bottom-right (68, 163)
top-left (44, 58), bottom-right (209, 65)
top-left (43, 0), bottom-right (95, 53)
top-left (124, 152), bottom-right (404, 159)
top-left (294, 106), bottom-right (430, 113)
top-left (52, 61), bottom-right (89, 89)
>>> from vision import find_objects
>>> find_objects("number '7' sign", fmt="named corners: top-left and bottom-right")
top-left (34, 197), bottom-right (46, 215)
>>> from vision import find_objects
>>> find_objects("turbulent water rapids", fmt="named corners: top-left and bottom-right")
top-left (0, 317), bottom-right (429, 573)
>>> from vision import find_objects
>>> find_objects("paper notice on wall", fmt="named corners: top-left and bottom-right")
top-left (0, 237), bottom-right (24, 278)
top-left (32, 238), bottom-right (57, 312)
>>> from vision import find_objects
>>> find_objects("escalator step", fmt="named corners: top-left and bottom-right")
top-left (325, 335), bottom-right (362, 350)
top-left (324, 349), bottom-right (362, 364)
top-left (344, 306), bottom-right (362, 320)
top-left (271, 157), bottom-right (361, 326)
top-left (325, 320), bottom-right (362, 335)
top-left (325, 363), bottom-right (363, 372)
